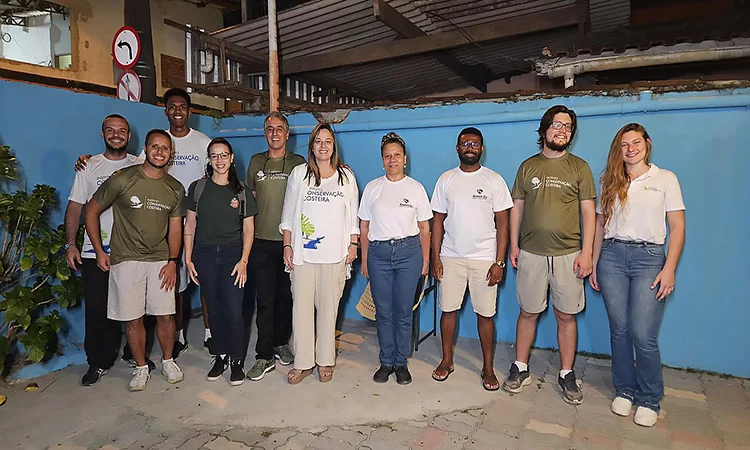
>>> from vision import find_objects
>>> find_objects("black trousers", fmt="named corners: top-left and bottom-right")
top-left (252, 239), bottom-right (293, 360)
top-left (81, 259), bottom-right (121, 369)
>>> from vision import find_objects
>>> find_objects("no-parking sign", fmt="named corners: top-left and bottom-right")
top-left (112, 26), bottom-right (141, 70)
top-left (117, 70), bottom-right (141, 102)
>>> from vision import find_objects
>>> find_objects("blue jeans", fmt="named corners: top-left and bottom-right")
top-left (368, 235), bottom-right (423, 367)
top-left (597, 239), bottom-right (666, 412)
top-left (193, 242), bottom-right (245, 360)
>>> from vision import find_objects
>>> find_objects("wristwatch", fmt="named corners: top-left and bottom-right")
top-left (494, 260), bottom-right (506, 269)
top-left (168, 257), bottom-right (179, 263)
top-left (64, 243), bottom-right (73, 250)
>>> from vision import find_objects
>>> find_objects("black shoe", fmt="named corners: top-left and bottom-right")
top-left (373, 365), bottom-right (394, 383)
top-left (207, 355), bottom-right (228, 381)
top-left (229, 359), bottom-right (245, 386)
top-left (203, 338), bottom-right (215, 356)
top-left (558, 371), bottom-right (584, 405)
top-left (122, 355), bottom-right (156, 372)
top-left (81, 366), bottom-right (108, 386)
top-left (394, 366), bottom-right (412, 385)
top-left (502, 363), bottom-right (531, 394)
top-left (172, 340), bottom-right (188, 359)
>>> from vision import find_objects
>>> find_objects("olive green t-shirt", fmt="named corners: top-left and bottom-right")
top-left (511, 152), bottom-right (596, 256)
top-left (245, 151), bottom-right (306, 241)
top-left (93, 165), bottom-right (185, 265)
top-left (183, 179), bottom-right (259, 245)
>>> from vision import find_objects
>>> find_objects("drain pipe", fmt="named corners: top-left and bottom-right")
top-left (124, 0), bottom-right (157, 104)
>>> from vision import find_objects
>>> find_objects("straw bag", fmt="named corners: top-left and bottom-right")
top-left (356, 275), bottom-right (428, 321)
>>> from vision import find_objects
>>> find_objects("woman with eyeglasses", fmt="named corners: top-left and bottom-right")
top-left (183, 138), bottom-right (258, 386)
top-left (280, 123), bottom-right (359, 384)
top-left (590, 123), bottom-right (685, 427)
top-left (358, 132), bottom-right (431, 385)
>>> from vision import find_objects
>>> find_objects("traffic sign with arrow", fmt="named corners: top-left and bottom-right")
top-left (112, 26), bottom-right (141, 70)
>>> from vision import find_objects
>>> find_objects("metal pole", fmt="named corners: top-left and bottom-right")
top-left (268, 0), bottom-right (279, 112)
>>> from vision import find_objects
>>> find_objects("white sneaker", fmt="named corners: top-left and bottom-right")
top-left (161, 358), bottom-right (184, 384)
top-left (129, 366), bottom-right (150, 391)
top-left (634, 406), bottom-right (658, 427)
top-left (610, 396), bottom-right (633, 416)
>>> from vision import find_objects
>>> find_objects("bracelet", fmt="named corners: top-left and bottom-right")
top-left (349, 241), bottom-right (359, 247)
top-left (283, 244), bottom-right (292, 250)
top-left (240, 259), bottom-right (248, 264)
top-left (168, 257), bottom-right (179, 263)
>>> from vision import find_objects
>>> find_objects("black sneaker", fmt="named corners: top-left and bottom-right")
top-left (394, 366), bottom-right (412, 385)
top-left (172, 340), bottom-right (188, 359)
top-left (229, 359), bottom-right (245, 386)
top-left (81, 366), bottom-right (108, 386)
top-left (502, 363), bottom-right (531, 394)
top-left (207, 355), bottom-right (228, 381)
top-left (558, 371), bottom-right (583, 405)
top-left (203, 338), bottom-right (215, 356)
top-left (373, 365), bottom-right (394, 383)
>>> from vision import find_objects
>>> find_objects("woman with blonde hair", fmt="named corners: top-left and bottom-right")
top-left (280, 123), bottom-right (359, 384)
top-left (590, 123), bottom-right (685, 427)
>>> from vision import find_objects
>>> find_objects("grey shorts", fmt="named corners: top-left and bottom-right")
top-left (516, 249), bottom-right (585, 315)
top-left (107, 260), bottom-right (176, 321)
top-left (439, 257), bottom-right (498, 318)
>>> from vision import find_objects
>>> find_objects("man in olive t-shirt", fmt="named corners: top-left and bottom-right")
top-left (502, 105), bottom-right (597, 406)
top-left (85, 129), bottom-right (186, 392)
top-left (244, 112), bottom-right (306, 381)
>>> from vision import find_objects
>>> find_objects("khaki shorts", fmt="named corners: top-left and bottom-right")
top-left (439, 257), bottom-right (498, 318)
top-left (107, 260), bottom-right (176, 321)
top-left (516, 249), bottom-right (585, 315)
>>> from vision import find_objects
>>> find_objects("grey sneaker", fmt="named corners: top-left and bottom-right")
top-left (161, 359), bottom-right (184, 384)
top-left (246, 358), bottom-right (276, 381)
top-left (129, 366), bottom-right (150, 392)
top-left (558, 371), bottom-right (583, 405)
top-left (502, 363), bottom-right (532, 394)
top-left (274, 345), bottom-right (294, 366)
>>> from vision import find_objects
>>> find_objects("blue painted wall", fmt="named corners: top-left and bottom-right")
top-left (1, 79), bottom-right (748, 378)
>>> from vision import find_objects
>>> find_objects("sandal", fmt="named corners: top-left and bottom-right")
top-left (287, 368), bottom-right (313, 385)
top-left (318, 366), bottom-right (334, 383)
top-left (481, 370), bottom-right (500, 391)
top-left (432, 364), bottom-right (455, 382)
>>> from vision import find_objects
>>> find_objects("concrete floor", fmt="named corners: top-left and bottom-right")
top-left (1, 318), bottom-right (748, 450)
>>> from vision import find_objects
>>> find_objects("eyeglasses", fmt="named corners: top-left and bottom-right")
top-left (550, 121), bottom-right (573, 132)
top-left (459, 141), bottom-right (481, 150)
top-left (209, 152), bottom-right (230, 161)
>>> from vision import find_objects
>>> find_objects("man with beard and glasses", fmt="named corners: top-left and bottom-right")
top-left (85, 129), bottom-right (186, 392)
top-left (65, 114), bottom-right (140, 386)
top-left (430, 127), bottom-right (513, 391)
top-left (502, 105), bottom-right (596, 406)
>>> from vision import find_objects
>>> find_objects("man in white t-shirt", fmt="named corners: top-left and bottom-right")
top-left (74, 88), bottom-right (211, 359)
top-left (430, 127), bottom-right (513, 391)
top-left (64, 114), bottom-right (140, 386)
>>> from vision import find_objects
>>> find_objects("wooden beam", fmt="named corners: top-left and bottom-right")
top-left (373, 0), bottom-right (490, 92)
top-left (281, 6), bottom-right (579, 75)
top-left (577, 0), bottom-right (591, 35)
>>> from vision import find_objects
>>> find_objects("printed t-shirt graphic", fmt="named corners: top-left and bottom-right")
top-left (300, 176), bottom-right (346, 263)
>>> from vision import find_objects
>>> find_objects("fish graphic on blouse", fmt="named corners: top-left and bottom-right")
top-left (303, 236), bottom-right (325, 249)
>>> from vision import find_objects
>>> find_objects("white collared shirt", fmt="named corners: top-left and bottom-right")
top-left (597, 164), bottom-right (685, 244)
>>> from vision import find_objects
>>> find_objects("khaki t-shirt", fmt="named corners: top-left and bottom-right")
top-left (511, 152), bottom-right (596, 256)
top-left (245, 151), bottom-right (306, 241)
top-left (93, 165), bottom-right (185, 265)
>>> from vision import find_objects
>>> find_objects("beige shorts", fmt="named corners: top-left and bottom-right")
top-left (107, 260), bottom-right (176, 321)
top-left (439, 257), bottom-right (498, 318)
top-left (516, 249), bottom-right (585, 315)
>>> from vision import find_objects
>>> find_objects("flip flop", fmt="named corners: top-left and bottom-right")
top-left (318, 366), bottom-right (334, 383)
top-left (287, 368), bottom-right (313, 385)
top-left (432, 365), bottom-right (455, 382)
top-left (481, 371), bottom-right (500, 391)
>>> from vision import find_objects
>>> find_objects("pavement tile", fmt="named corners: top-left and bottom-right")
top-left (525, 419), bottom-right (572, 438)
top-left (482, 398), bottom-right (531, 428)
top-left (358, 435), bottom-right (410, 450)
top-left (702, 375), bottom-right (748, 407)
top-left (203, 436), bottom-right (254, 449)
top-left (151, 430), bottom-right (204, 450)
top-left (466, 429), bottom-right (521, 450)
top-left (572, 408), bottom-right (625, 435)
top-left (318, 426), bottom-right (369, 446)
top-left (518, 429), bottom-right (571, 449)
top-left (254, 430), bottom-right (297, 450)
top-left (669, 430), bottom-right (724, 449)
top-left (272, 432), bottom-right (317, 450)
top-left (621, 440), bottom-right (664, 450)
top-left (181, 433), bottom-right (220, 450)
top-left (220, 428), bottom-right (267, 447)
top-left (433, 431), bottom-right (470, 450)
top-left (429, 412), bottom-right (478, 436)
top-left (571, 428), bottom-right (621, 449)
top-left (621, 419), bottom-right (672, 448)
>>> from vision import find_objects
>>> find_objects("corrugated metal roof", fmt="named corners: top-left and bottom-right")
top-left (212, 0), bottom-right (632, 100)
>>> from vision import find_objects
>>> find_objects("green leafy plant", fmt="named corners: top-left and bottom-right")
top-left (301, 214), bottom-right (315, 239)
top-left (0, 145), bottom-right (81, 368)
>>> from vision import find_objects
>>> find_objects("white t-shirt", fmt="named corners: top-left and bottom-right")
top-left (301, 175), bottom-right (347, 263)
top-left (358, 175), bottom-right (432, 241)
top-left (69, 153), bottom-right (140, 258)
top-left (138, 128), bottom-right (210, 191)
top-left (431, 166), bottom-right (514, 260)
top-left (597, 164), bottom-right (685, 244)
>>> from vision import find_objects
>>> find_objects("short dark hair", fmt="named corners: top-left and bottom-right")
top-left (537, 105), bottom-right (577, 149)
top-left (145, 129), bottom-right (172, 148)
top-left (163, 88), bottom-right (191, 108)
top-left (101, 114), bottom-right (129, 133)
top-left (456, 127), bottom-right (483, 147)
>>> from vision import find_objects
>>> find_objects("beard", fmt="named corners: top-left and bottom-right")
top-left (146, 153), bottom-right (169, 169)
top-left (545, 137), bottom-right (569, 152)
top-left (105, 140), bottom-right (128, 154)
top-left (459, 149), bottom-right (482, 165)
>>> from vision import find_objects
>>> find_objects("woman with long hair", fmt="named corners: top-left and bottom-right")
top-left (280, 123), bottom-right (359, 384)
top-left (590, 123), bottom-right (685, 427)
top-left (359, 132), bottom-right (431, 385)
top-left (184, 137), bottom-right (258, 386)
